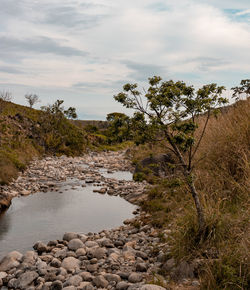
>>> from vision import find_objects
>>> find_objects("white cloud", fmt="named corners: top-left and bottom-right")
top-left (0, 0), bottom-right (250, 119)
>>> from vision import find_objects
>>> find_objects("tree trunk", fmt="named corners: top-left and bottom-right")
top-left (185, 172), bottom-right (206, 234)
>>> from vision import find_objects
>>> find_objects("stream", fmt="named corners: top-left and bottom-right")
top-left (0, 170), bottom-right (135, 259)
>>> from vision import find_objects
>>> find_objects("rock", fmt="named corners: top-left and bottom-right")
top-left (23, 251), bottom-right (38, 265)
top-left (134, 153), bottom-right (175, 178)
top-left (63, 232), bottom-right (78, 241)
top-left (162, 258), bottom-right (175, 272)
top-left (136, 251), bottom-right (148, 260)
top-left (61, 257), bottom-right (80, 272)
top-left (0, 278), bottom-right (2, 287)
top-left (75, 248), bottom-right (86, 257)
top-left (105, 273), bottom-right (121, 283)
top-left (0, 194), bottom-right (12, 211)
top-left (116, 281), bottom-right (130, 290)
top-left (15, 271), bottom-right (39, 289)
top-left (0, 251), bottom-right (22, 272)
top-left (62, 286), bottom-right (76, 290)
top-left (79, 271), bottom-right (94, 282)
top-left (0, 272), bottom-right (7, 280)
top-left (51, 258), bottom-right (61, 268)
top-left (97, 237), bottom-right (114, 248)
top-left (85, 241), bottom-right (98, 248)
top-left (93, 275), bottom-right (109, 288)
top-left (64, 275), bottom-right (82, 287)
top-left (33, 241), bottom-right (48, 254)
top-left (51, 280), bottom-right (63, 290)
top-left (79, 282), bottom-right (94, 290)
top-left (172, 261), bottom-right (194, 281)
top-left (136, 263), bottom-right (148, 272)
top-left (140, 285), bottom-right (166, 290)
top-left (68, 239), bottom-right (84, 251)
top-left (128, 273), bottom-right (143, 283)
top-left (86, 263), bottom-right (98, 273)
top-left (79, 234), bottom-right (88, 242)
top-left (87, 247), bottom-right (107, 259)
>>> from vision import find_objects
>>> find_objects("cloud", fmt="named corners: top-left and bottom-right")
top-left (236, 9), bottom-right (250, 16)
top-left (123, 61), bottom-right (167, 82)
top-left (0, 36), bottom-right (87, 59)
top-left (0, 66), bottom-right (24, 74)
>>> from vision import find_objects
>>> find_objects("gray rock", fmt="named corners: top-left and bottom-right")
top-left (64, 275), bottom-right (82, 287)
top-left (55, 249), bottom-right (68, 259)
top-left (105, 273), bottom-right (121, 283)
top-left (33, 241), bottom-right (48, 254)
top-left (63, 232), bottom-right (78, 241)
top-left (0, 278), bottom-right (2, 287)
top-left (15, 271), bottom-right (39, 289)
top-left (75, 248), bottom-right (86, 257)
top-left (172, 261), bottom-right (194, 281)
top-left (136, 263), bottom-right (148, 272)
top-left (79, 271), bottom-right (94, 281)
top-left (116, 281), bottom-right (130, 290)
top-left (162, 258), bottom-right (175, 272)
top-left (85, 241), bottom-right (98, 248)
top-left (62, 286), bottom-right (76, 290)
top-left (51, 258), bottom-right (62, 268)
top-left (136, 251), bottom-right (148, 260)
top-left (61, 257), bottom-right (80, 272)
top-left (0, 250), bottom-right (23, 271)
top-left (0, 271), bottom-right (8, 279)
top-left (68, 239), bottom-right (84, 251)
top-left (93, 275), bottom-right (109, 288)
top-left (140, 285), bottom-right (166, 290)
top-left (51, 280), bottom-right (63, 290)
top-left (86, 263), bottom-right (98, 273)
top-left (87, 247), bottom-right (107, 259)
top-left (128, 273), bottom-right (143, 283)
top-left (79, 282), bottom-right (94, 290)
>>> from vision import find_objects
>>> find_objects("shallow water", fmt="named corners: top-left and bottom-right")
top-left (0, 172), bottom-right (135, 259)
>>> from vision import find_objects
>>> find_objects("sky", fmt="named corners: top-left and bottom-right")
top-left (0, 0), bottom-right (250, 120)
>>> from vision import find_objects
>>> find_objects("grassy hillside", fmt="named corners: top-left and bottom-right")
top-left (0, 100), bottom-right (86, 185)
top-left (130, 99), bottom-right (250, 289)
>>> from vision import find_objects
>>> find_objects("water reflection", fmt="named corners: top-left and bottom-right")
top-left (0, 175), bottom-right (135, 259)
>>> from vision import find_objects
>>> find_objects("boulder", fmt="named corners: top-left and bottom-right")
top-left (68, 239), bottom-right (84, 251)
top-left (93, 275), bottom-right (109, 288)
top-left (15, 271), bottom-right (39, 289)
top-left (128, 273), bottom-right (143, 283)
top-left (0, 194), bottom-right (12, 212)
top-left (63, 232), bottom-right (78, 241)
top-left (134, 154), bottom-right (175, 178)
top-left (0, 251), bottom-right (22, 272)
top-left (61, 257), bottom-right (80, 272)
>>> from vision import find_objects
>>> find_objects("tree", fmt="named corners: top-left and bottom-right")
top-left (106, 112), bottom-right (131, 143)
top-left (41, 100), bottom-right (77, 120)
top-left (114, 76), bottom-right (228, 234)
top-left (25, 94), bottom-right (40, 108)
top-left (231, 79), bottom-right (250, 100)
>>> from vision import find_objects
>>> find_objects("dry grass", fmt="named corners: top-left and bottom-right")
top-left (132, 99), bottom-right (250, 289)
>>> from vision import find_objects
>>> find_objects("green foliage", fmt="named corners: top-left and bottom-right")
top-left (231, 79), bottom-right (250, 100)
top-left (115, 76), bottom-right (228, 232)
top-left (105, 112), bottom-right (132, 143)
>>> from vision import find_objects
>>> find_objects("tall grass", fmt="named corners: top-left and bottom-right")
top-left (134, 99), bottom-right (250, 289)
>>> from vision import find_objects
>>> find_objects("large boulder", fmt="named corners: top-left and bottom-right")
top-left (134, 154), bottom-right (175, 179)
top-left (0, 194), bottom-right (12, 212)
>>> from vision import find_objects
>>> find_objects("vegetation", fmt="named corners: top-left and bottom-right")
top-left (0, 99), bottom-right (86, 184)
top-left (24, 94), bottom-right (40, 108)
top-left (114, 76), bottom-right (228, 234)
top-left (130, 97), bottom-right (249, 289)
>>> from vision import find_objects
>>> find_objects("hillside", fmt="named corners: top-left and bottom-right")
top-left (0, 100), bottom-right (86, 186)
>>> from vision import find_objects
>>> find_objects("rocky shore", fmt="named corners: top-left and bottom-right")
top-left (0, 151), bottom-right (200, 289)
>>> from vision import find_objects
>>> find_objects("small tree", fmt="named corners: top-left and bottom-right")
top-left (25, 94), bottom-right (40, 108)
top-left (114, 76), bottom-right (228, 234)
top-left (231, 79), bottom-right (250, 100)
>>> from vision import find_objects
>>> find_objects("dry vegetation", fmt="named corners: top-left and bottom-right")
top-left (0, 100), bottom-right (86, 185)
top-left (131, 99), bottom-right (250, 289)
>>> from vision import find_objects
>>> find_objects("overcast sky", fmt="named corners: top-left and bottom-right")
top-left (0, 0), bottom-right (250, 119)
